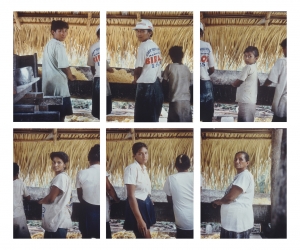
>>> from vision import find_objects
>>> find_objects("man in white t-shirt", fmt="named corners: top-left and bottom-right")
top-left (163, 154), bottom-right (193, 238)
top-left (87, 25), bottom-right (100, 119)
top-left (13, 163), bottom-right (31, 238)
top-left (263, 38), bottom-right (287, 122)
top-left (200, 22), bottom-right (215, 122)
top-left (212, 151), bottom-right (254, 238)
top-left (76, 144), bottom-right (100, 238)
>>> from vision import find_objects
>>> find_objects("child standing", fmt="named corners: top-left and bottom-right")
top-left (163, 46), bottom-right (192, 122)
top-left (13, 163), bottom-right (31, 238)
top-left (231, 46), bottom-right (259, 122)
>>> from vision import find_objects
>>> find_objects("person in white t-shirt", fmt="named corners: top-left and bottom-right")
top-left (76, 144), bottom-right (100, 238)
top-left (38, 152), bottom-right (72, 238)
top-left (106, 172), bottom-right (120, 238)
top-left (200, 22), bottom-right (215, 122)
top-left (263, 38), bottom-right (287, 122)
top-left (163, 154), bottom-right (193, 238)
top-left (123, 142), bottom-right (156, 238)
top-left (87, 26), bottom-right (100, 119)
top-left (132, 19), bottom-right (164, 122)
top-left (212, 151), bottom-right (254, 238)
top-left (231, 46), bottom-right (259, 122)
top-left (42, 20), bottom-right (76, 122)
top-left (13, 163), bottom-right (31, 238)
top-left (162, 46), bottom-right (192, 122)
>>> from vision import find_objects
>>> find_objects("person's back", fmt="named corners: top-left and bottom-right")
top-left (13, 179), bottom-right (28, 219)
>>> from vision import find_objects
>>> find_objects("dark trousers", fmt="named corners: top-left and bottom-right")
top-left (272, 114), bottom-right (287, 122)
top-left (200, 80), bottom-right (214, 122)
top-left (79, 200), bottom-right (100, 239)
top-left (106, 221), bottom-right (112, 239)
top-left (92, 77), bottom-right (100, 119)
top-left (176, 228), bottom-right (193, 239)
top-left (220, 227), bottom-right (252, 239)
top-left (48, 97), bottom-right (73, 122)
top-left (44, 228), bottom-right (68, 238)
top-left (107, 95), bottom-right (112, 115)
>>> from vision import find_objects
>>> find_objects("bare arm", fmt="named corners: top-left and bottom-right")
top-left (107, 67), bottom-right (114, 73)
top-left (77, 188), bottom-right (84, 203)
top-left (24, 195), bottom-right (31, 201)
top-left (106, 177), bottom-right (120, 202)
top-left (61, 67), bottom-right (76, 81)
top-left (263, 79), bottom-right (273, 87)
top-left (208, 67), bottom-right (215, 75)
top-left (90, 66), bottom-right (96, 76)
top-left (38, 186), bottom-right (61, 204)
top-left (132, 67), bottom-right (143, 84)
top-left (166, 195), bottom-right (172, 204)
top-left (212, 185), bottom-right (243, 206)
top-left (231, 79), bottom-right (244, 87)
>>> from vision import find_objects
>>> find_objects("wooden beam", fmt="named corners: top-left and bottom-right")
top-left (53, 129), bottom-right (57, 144)
top-left (107, 24), bottom-right (192, 28)
top-left (14, 12), bottom-right (22, 30)
top-left (107, 14), bottom-right (193, 20)
top-left (87, 12), bottom-right (92, 28)
top-left (265, 12), bottom-right (271, 27)
top-left (205, 24), bottom-right (285, 27)
top-left (17, 13), bottom-right (99, 19)
top-left (14, 22), bottom-right (98, 27)
top-left (203, 13), bottom-right (286, 20)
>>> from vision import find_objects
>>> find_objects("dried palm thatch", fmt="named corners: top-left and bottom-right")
top-left (13, 11), bottom-right (100, 66)
top-left (13, 129), bottom-right (100, 188)
top-left (106, 129), bottom-right (193, 190)
top-left (107, 11), bottom-right (193, 70)
top-left (201, 131), bottom-right (272, 193)
top-left (201, 11), bottom-right (287, 72)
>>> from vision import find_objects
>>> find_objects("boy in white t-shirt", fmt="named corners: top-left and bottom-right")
top-left (13, 163), bottom-right (31, 238)
top-left (163, 46), bottom-right (192, 122)
top-left (231, 46), bottom-right (259, 122)
top-left (163, 154), bottom-right (193, 238)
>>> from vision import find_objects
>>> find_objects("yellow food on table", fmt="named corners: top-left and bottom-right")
top-left (31, 232), bottom-right (82, 239)
top-left (70, 67), bottom-right (88, 80)
top-left (112, 231), bottom-right (172, 239)
top-left (107, 69), bottom-right (134, 83)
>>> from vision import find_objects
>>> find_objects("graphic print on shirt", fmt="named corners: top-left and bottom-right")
top-left (92, 48), bottom-right (100, 66)
top-left (200, 47), bottom-right (211, 67)
top-left (145, 47), bottom-right (161, 68)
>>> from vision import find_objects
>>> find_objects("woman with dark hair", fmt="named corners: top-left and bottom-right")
top-left (76, 144), bottom-right (100, 238)
top-left (212, 151), bottom-right (254, 239)
top-left (123, 142), bottom-right (156, 238)
top-left (163, 154), bottom-right (194, 238)
top-left (38, 152), bottom-right (72, 238)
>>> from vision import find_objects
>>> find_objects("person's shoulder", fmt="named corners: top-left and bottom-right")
top-left (125, 162), bottom-right (138, 170)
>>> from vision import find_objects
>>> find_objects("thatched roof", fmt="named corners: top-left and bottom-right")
top-left (13, 129), bottom-right (100, 188)
top-left (201, 129), bottom-right (272, 193)
top-left (106, 11), bottom-right (193, 70)
top-left (106, 128), bottom-right (193, 189)
top-left (201, 11), bottom-right (287, 72)
top-left (13, 11), bottom-right (100, 66)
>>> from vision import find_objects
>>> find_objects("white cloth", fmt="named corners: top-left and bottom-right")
top-left (163, 63), bottom-right (192, 102)
top-left (135, 39), bottom-right (162, 83)
top-left (87, 40), bottom-right (100, 78)
top-left (106, 172), bottom-right (110, 222)
top-left (236, 64), bottom-right (258, 104)
top-left (200, 40), bottom-right (215, 81)
top-left (221, 169), bottom-right (254, 232)
top-left (163, 172), bottom-right (194, 230)
top-left (13, 179), bottom-right (29, 218)
top-left (42, 172), bottom-right (72, 232)
top-left (124, 160), bottom-right (151, 200)
top-left (267, 57), bottom-right (287, 117)
top-left (42, 38), bottom-right (70, 97)
top-left (76, 164), bottom-right (100, 205)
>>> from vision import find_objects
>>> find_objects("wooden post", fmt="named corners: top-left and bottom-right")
top-left (270, 129), bottom-right (287, 238)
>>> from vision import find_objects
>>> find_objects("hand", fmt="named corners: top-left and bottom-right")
top-left (37, 199), bottom-right (43, 204)
top-left (212, 199), bottom-right (222, 208)
top-left (71, 75), bottom-right (77, 81)
top-left (137, 219), bottom-right (147, 237)
top-left (113, 197), bottom-right (120, 203)
top-left (132, 80), bottom-right (137, 84)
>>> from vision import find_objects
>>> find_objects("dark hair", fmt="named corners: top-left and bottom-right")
top-left (244, 46), bottom-right (259, 57)
top-left (132, 142), bottom-right (148, 155)
top-left (50, 151), bottom-right (69, 164)
top-left (169, 46), bottom-right (184, 62)
top-left (13, 163), bottom-right (19, 176)
top-left (280, 38), bottom-right (287, 48)
top-left (96, 29), bottom-right (100, 38)
top-left (88, 144), bottom-right (100, 162)
top-left (235, 151), bottom-right (250, 162)
top-left (175, 154), bottom-right (190, 170)
top-left (147, 29), bottom-right (153, 38)
top-left (51, 20), bottom-right (69, 32)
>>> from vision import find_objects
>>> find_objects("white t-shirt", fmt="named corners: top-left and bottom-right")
top-left (75, 164), bottom-right (100, 205)
top-left (163, 172), bottom-right (194, 230)
top-left (42, 38), bottom-right (70, 97)
top-left (221, 169), bottom-right (254, 232)
top-left (267, 57), bottom-right (287, 117)
top-left (13, 179), bottom-right (29, 218)
top-left (124, 160), bottom-right (151, 200)
top-left (135, 39), bottom-right (162, 83)
top-left (42, 172), bottom-right (72, 232)
top-left (236, 64), bottom-right (258, 104)
top-left (163, 63), bottom-right (192, 102)
top-left (106, 172), bottom-right (110, 222)
top-left (87, 40), bottom-right (100, 78)
top-left (200, 40), bottom-right (215, 81)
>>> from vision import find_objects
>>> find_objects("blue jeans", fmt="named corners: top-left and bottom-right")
top-left (44, 228), bottom-right (68, 238)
